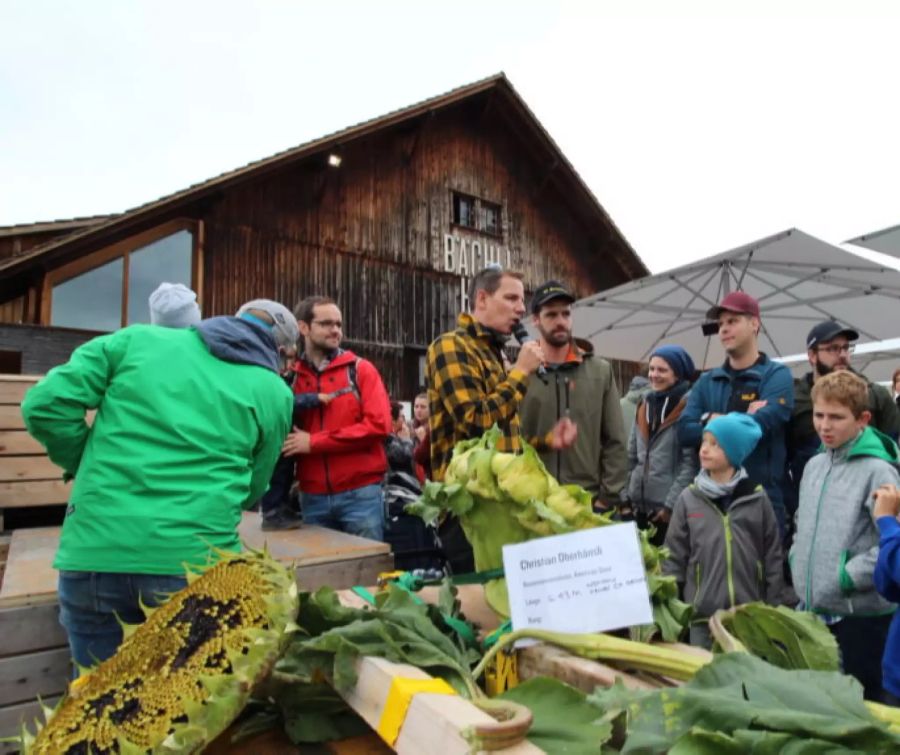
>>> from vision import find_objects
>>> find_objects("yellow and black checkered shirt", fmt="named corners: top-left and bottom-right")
top-left (426, 313), bottom-right (529, 481)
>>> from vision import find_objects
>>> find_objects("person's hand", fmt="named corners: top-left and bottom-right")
top-left (318, 393), bottom-right (333, 405)
top-left (513, 341), bottom-right (545, 375)
top-left (747, 400), bottom-right (768, 415)
top-left (873, 484), bottom-right (900, 519)
top-left (651, 507), bottom-right (671, 525)
top-left (282, 427), bottom-right (311, 456)
top-left (414, 425), bottom-right (427, 442)
top-left (550, 417), bottom-right (578, 449)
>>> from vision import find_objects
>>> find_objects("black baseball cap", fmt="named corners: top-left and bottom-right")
top-left (806, 320), bottom-right (859, 350)
top-left (531, 280), bottom-right (575, 313)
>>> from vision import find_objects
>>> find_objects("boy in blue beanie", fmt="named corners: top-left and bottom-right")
top-left (663, 412), bottom-right (785, 647)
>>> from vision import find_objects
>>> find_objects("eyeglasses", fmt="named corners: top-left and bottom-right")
top-left (312, 319), bottom-right (343, 330)
top-left (816, 344), bottom-right (854, 355)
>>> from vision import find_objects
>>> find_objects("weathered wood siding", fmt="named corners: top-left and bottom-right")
top-left (199, 100), bottom-right (632, 395)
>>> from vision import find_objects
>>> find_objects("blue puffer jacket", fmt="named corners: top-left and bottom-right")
top-left (677, 354), bottom-right (794, 517)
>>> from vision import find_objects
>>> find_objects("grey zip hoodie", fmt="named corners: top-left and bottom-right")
top-left (790, 426), bottom-right (900, 616)
top-left (663, 477), bottom-right (784, 619)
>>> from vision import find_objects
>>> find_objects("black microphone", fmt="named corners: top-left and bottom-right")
top-left (512, 321), bottom-right (547, 380)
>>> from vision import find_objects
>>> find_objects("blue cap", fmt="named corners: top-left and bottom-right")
top-left (705, 412), bottom-right (762, 468)
top-left (650, 345), bottom-right (695, 382)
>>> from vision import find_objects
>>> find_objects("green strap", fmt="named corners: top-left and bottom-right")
top-left (450, 567), bottom-right (505, 585)
top-left (351, 585), bottom-right (377, 605)
top-left (483, 619), bottom-right (513, 648)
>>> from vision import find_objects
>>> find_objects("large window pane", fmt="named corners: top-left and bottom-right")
top-left (51, 257), bottom-right (123, 331)
top-left (127, 230), bottom-right (193, 324)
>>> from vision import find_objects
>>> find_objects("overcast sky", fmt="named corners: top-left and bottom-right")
top-left (2, 0), bottom-right (899, 273)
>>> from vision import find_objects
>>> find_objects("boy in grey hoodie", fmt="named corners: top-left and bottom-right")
top-left (663, 412), bottom-right (784, 647)
top-left (790, 370), bottom-right (899, 701)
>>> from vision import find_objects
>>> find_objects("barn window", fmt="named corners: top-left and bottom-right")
top-left (452, 192), bottom-right (476, 229)
top-left (483, 201), bottom-right (501, 237)
top-left (47, 220), bottom-right (200, 332)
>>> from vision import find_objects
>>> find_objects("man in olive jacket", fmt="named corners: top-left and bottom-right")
top-left (519, 281), bottom-right (627, 506)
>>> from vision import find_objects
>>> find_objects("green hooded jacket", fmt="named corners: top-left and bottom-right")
top-left (790, 425), bottom-right (900, 616)
top-left (21, 321), bottom-right (292, 575)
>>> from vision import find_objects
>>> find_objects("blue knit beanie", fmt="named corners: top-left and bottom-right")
top-left (704, 413), bottom-right (763, 469)
top-left (650, 345), bottom-right (695, 382)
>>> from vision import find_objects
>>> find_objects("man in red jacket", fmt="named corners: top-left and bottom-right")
top-left (282, 296), bottom-right (392, 541)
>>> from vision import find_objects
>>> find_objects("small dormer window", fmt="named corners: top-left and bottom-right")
top-left (452, 192), bottom-right (476, 229)
top-left (483, 201), bottom-right (501, 237)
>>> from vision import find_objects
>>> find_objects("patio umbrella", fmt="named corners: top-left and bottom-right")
top-left (574, 228), bottom-right (900, 371)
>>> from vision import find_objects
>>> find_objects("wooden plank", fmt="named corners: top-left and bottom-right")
top-left (0, 479), bottom-right (71, 508)
top-left (240, 518), bottom-right (391, 565)
top-left (0, 520), bottom-right (392, 602)
top-left (517, 643), bottom-right (659, 693)
top-left (0, 381), bottom-right (38, 405)
top-left (0, 431), bottom-right (44, 456)
top-left (342, 655), bottom-right (542, 755)
top-left (0, 527), bottom-right (59, 602)
top-left (0, 647), bottom-right (70, 707)
top-left (0, 455), bottom-right (63, 482)
top-left (0, 696), bottom-right (61, 755)
top-left (0, 406), bottom-right (24, 430)
top-left (0, 600), bottom-right (68, 656)
top-left (297, 553), bottom-right (394, 591)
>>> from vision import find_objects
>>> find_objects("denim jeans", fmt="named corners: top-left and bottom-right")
top-left (58, 571), bottom-right (188, 671)
top-left (301, 483), bottom-right (384, 541)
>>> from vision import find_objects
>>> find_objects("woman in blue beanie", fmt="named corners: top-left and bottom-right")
top-left (662, 412), bottom-right (785, 647)
top-left (624, 344), bottom-right (698, 545)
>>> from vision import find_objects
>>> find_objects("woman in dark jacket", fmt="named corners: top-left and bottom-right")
top-left (625, 345), bottom-right (698, 545)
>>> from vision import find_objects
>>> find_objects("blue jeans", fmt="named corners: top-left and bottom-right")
top-left (58, 571), bottom-right (187, 672)
top-left (301, 483), bottom-right (384, 541)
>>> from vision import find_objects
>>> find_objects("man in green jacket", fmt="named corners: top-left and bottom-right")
top-left (518, 281), bottom-right (628, 507)
top-left (21, 299), bottom-right (296, 669)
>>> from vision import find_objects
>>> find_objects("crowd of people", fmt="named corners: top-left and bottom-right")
top-left (19, 273), bottom-right (900, 706)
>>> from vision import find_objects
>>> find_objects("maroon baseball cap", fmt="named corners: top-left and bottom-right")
top-left (706, 291), bottom-right (761, 321)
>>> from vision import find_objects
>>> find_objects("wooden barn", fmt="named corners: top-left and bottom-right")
top-left (0, 73), bottom-right (646, 396)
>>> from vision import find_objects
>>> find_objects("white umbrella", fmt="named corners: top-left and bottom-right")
top-left (574, 228), bottom-right (900, 371)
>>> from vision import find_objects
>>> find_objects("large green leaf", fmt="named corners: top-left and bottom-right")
top-left (498, 677), bottom-right (612, 754)
top-left (277, 586), bottom-right (480, 697)
top-left (590, 653), bottom-right (900, 753)
top-left (714, 603), bottom-right (840, 671)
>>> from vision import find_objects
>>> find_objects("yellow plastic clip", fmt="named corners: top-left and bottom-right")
top-left (376, 570), bottom-right (407, 588)
top-left (376, 676), bottom-right (457, 745)
top-left (484, 648), bottom-right (519, 696)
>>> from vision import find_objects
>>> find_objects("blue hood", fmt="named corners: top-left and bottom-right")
top-left (196, 316), bottom-right (279, 371)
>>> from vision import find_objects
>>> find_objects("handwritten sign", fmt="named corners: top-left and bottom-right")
top-left (502, 523), bottom-right (653, 637)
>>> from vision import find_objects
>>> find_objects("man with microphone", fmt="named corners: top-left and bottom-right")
top-left (426, 264), bottom-right (575, 572)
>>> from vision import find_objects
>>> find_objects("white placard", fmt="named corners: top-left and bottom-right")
top-left (502, 522), bottom-right (653, 636)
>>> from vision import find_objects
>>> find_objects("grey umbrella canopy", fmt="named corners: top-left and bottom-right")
top-left (574, 228), bottom-right (900, 370)
top-left (846, 223), bottom-right (900, 257)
